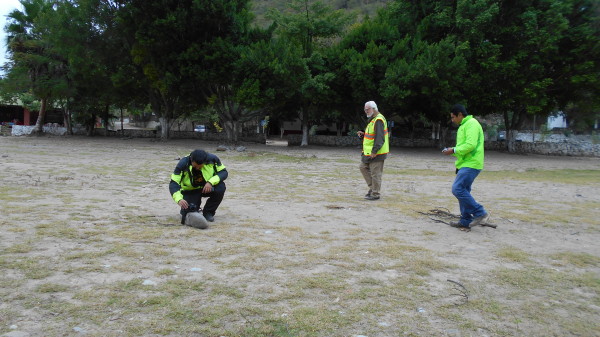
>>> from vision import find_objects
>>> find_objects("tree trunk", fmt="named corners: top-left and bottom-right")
top-left (300, 106), bottom-right (309, 146)
top-left (86, 114), bottom-right (95, 136)
top-left (120, 108), bottom-right (124, 138)
top-left (32, 97), bottom-right (47, 135)
top-left (504, 106), bottom-right (526, 153)
top-left (507, 129), bottom-right (518, 153)
top-left (440, 126), bottom-right (449, 149)
top-left (63, 104), bottom-right (73, 135)
top-left (103, 104), bottom-right (110, 136)
top-left (224, 120), bottom-right (239, 142)
top-left (159, 117), bottom-right (169, 139)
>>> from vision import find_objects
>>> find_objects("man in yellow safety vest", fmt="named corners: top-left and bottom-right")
top-left (357, 101), bottom-right (390, 200)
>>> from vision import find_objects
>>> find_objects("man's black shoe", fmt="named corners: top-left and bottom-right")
top-left (365, 195), bottom-right (380, 200)
top-left (204, 213), bottom-right (215, 222)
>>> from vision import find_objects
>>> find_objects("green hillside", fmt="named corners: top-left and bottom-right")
top-left (250, 0), bottom-right (392, 27)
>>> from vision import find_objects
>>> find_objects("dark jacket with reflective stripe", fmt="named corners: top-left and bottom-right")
top-left (169, 153), bottom-right (228, 203)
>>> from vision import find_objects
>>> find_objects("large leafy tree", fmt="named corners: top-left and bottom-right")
top-left (464, 0), bottom-right (600, 150)
top-left (334, 0), bottom-right (599, 151)
top-left (327, 18), bottom-right (399, 131)
top-left (331, 1), bottom-right (475, 143)
top-left (267, 0), bottom-right (354, 145)
top-left (549, 0), bottom-right (600, 132)
top-left (199, 30), bottom-right (260, 142)
top-left (464, 0), bottom-right (570, 150)
top-left (381, 0), bottom-right (495, 142)
top-left (233, 37), bottom-right (309, 139)
top-left (3, 0), bottom-right (67, 135)
top-left (41, 0), bottom-right (129, 136)
top-left (118, 0), bottom-right (254, 140)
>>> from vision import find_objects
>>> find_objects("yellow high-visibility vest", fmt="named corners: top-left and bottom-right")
top-left (363, 114), bottom-right (389, 156)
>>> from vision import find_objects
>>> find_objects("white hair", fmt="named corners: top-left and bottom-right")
top-left (365, 101), bottom-right (378, 112)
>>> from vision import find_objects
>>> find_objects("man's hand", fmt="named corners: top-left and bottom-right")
top-left (442, 147), bottom-right (454, 155)
top-left (178, 199), bottom-right (189, 209)
top-left (357, 131), bottom-right (364, 138)
top-left (202, 182), bottom-right (213, 194)
top-left (369, 153), bottom-right (377, 159)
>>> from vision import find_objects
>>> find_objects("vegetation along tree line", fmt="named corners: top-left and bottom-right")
top-left (1, 0), bottom-right (599, 150)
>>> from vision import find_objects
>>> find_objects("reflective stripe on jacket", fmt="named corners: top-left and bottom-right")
top-left (363, 114), bottom-right (390, 156)
top-left (454, 115), bottom-right (485, 170)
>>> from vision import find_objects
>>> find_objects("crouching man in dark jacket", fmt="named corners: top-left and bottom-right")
top-left (169, 149), bottom-right (228, 227)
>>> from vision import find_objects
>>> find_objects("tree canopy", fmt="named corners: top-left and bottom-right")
top-left (1, 0), bottom-right (598, 148)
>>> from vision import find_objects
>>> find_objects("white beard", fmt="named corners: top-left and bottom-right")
top-left (366, 112), bottom-right (374, 118)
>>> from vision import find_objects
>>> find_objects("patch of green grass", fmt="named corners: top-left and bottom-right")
top-left (493, 198), bottom-right (599, 226)
top-left (6, 257), bottom-right (54, 279)
top-left (36, 282), bottom-right (70, 293)
top-left (493, 266), bottom-right (558, 290)
top-left (548, 251), bottom-right (600, 268)
top-left (63, 248), bottom-right (113, 261)
top-left (156, 268), bottom-right (176, 276)
top-left (497, 246), bottom-right (531, 263)
top-left (401, 253), bottom-right (455, 276)
top-left (482, 169), bottom-right (600, 185)
top-left (292, 273), bottom-right (349, 294)
top-left (231, 152), bottom-right (320, 164)
top-left (236, 318), bottom-right (301, 337)
top-left (3, 241), bottom-right (35, 254)
top-left (137, 294), bottom-right (173, 307)
top-left (286, 305), bottom-right (356, 335)
top-left (211, 284), bottom-right (246, 299)
top-left (386, 168), bottom-right (453, 177)
top-left (572, 272), bottom-right (600, 290)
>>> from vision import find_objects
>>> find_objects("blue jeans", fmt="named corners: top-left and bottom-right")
top-left (452, 167), bottom-right (486, 227)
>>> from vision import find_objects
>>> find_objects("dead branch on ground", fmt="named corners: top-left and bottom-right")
top-left (447, 279), bottom-right (469, 305)
top-left (417, 207), bottom-right (497, 228)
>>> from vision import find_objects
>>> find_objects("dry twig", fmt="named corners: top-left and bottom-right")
top-left (418, 207), bottom-right (497, 228)
top-left (447, 279), bottom-right (469, 305)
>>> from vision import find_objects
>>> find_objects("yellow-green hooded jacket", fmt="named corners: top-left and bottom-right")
top-left (453, 115), bottom-right (485, 170)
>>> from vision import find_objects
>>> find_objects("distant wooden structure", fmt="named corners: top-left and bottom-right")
top-left (0, 104), bottom-right (62, 126)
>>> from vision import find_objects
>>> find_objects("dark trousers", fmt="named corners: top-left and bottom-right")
top-left (180, 183), bottom-right (226, 217)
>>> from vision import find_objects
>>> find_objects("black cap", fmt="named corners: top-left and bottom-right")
top-left (451, 104), bottom-right (468, 116)
top-left (190, 149), bottom-right (208, 164)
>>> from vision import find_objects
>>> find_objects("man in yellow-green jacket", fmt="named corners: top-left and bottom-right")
top-left (170, 149), bottom-right (228, 225)
top-left (442, 104), bottom-right (490, 230)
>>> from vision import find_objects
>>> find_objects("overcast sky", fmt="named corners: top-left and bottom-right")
top-left (1, 0), bottom-right (23, 74)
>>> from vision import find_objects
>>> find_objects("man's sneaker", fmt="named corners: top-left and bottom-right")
top-left (471, 212), bottom-right (490, 227)
top-left (204, 213), bottom-right (215, 222)
top-left (365, 195), bottom-right (380, 200)
top-left (185, 212), bottom-right (208, 229)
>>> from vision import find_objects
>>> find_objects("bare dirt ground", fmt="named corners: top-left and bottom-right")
top-left (0, 135), bottom-right (599, 337)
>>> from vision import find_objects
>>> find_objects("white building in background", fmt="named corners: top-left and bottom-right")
top-left (547, 112), bottom-right (567, 129)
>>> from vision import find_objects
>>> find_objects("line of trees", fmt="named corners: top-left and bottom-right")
top-left (1, 0), bottom-right (599, 150)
